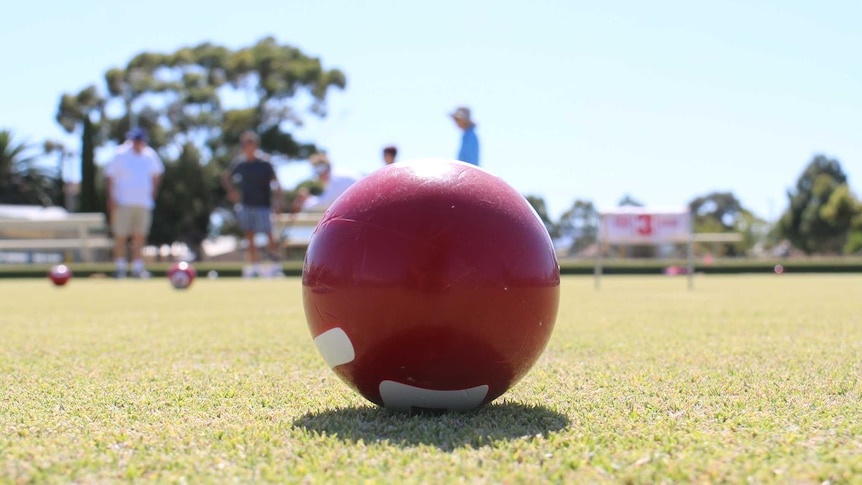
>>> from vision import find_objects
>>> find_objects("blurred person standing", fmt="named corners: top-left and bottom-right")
top-left (105, 128), bottom-right (164, 279)
top-left (382, 145), bottom-right (398, 165)
top-left (451, 106), bottom-right (479, 166)
top-left (292, 152), bottom-right (359, 213)
top-left (221, 131), bottom-right (284, 278)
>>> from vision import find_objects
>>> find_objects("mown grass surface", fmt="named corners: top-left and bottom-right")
top-left (1, 275), bottom-right (861, 483)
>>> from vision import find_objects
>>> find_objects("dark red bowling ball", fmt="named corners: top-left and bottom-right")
top-left (167, 261), bottom-right (197, 289)
top-left (49, 264), bottom-right (72, 286)
top-left (303, 159), bottom-right (560, 412)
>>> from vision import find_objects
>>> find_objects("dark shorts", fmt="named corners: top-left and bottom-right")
top-left (237, 206), bottom-right (272, 234)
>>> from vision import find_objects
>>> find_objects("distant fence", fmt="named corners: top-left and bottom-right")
top-left (0, 213), bottom-right (111, 264)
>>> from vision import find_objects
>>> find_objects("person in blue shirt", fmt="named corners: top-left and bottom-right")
top-left (451, 106), bottom-right (479, 166)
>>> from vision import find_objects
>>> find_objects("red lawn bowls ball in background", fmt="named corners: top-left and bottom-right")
top-left (167, 261), bottom-right (197, 289)
top-left (302, 158), bottom-right (560, 412)
top-left (774, 264), bottom-right (784, 275)
top-left (49, 264), bottom-right (72, 286)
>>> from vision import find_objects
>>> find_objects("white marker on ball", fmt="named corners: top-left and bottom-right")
top-left (313, 327), bottom-right (356, 367)
top-left (378, 380), bottom-right (489, 411)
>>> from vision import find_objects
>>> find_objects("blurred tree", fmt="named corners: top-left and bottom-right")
top-left (58, 37), bottom-right (345, 251)
top-left (106, 37), bottom-right (344, 247)
top-left (845, 213), bottom-right (862, 255)
top-left (151, 143), bottom-right (213, 259)
top-left (777, 155), bottom-right (856, 254)
top-left (818, 183), bottom-right (862, 254)
top-left (688, 191), bottom-right (765, 256)
top-left (102, 37), bottom-right (343, 166)
top-left (617, 193), bottom-right (644, 207)
top-left (524, 195), bottom-right (559, 238)
top-left (55, 85), bottom-right (105, 213)
top-left (558, 199), bottom-right (598, 256)
top-left (43, 140), bottom-right (74, 209)
top-left (0, 130), bottom-right (59, 206)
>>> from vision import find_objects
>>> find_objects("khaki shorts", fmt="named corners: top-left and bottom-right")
top-left (112, 205), bottom-right (152, 237)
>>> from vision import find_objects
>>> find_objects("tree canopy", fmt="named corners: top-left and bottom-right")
top-left (689, 191), bottom-right (764, 256)
top-left (777, 155), bottom-right (861, 254)
top-left (558, 199), bottom-right (598, 256)
top-left (100, 36), bottom-right (346, 164)
top-left (54, 37), bottom-right (346, 254)
top-left (617, 194), bottom-right (644, 207)
top-left (525, 195), bottom-right (559, 238)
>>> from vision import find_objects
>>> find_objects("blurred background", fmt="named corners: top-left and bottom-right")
top-left (1, 0), bottom-right (859, 266)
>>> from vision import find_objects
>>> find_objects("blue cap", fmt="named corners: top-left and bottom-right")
top-left (127, 128), bottom-right (148, 142)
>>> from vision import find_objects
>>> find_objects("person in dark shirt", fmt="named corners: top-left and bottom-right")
top-left (221, 131), bottom-right (284, 278)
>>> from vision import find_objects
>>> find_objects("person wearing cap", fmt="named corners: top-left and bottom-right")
top-left (451, 106), bottom-right (480, 166)
top-left (221, 131), bottom-right (284, 278)
top-left (382, 145), bottom-right (398, 165)
top-left (292, 152), bottom-right (359, 213)
top-left (105, 128), bottom-right (164, 278)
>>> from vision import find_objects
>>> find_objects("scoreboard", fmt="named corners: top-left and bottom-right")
top-left (599, 208), bottom-right (691, 244)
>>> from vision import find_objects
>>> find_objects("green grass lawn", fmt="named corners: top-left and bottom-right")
top-left (2, 274), bottom-right (861, 483)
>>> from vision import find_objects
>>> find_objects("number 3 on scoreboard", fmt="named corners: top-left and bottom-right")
top-left (636, 214), bottom-right (653, 236)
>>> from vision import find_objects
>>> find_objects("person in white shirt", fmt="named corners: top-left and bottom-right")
top-left (105, 128), bottom-right (164, 278)
top-left (292, 152), bottom-right (359, 213)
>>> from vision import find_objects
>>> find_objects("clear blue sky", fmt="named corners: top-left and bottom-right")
top-left (2, 0), bottom-right (859, 221)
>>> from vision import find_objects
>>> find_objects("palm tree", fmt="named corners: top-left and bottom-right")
top-left (0, 130), bottom-right (57, 206)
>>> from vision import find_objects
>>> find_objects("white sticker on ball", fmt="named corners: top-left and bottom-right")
top-left (379, 380), bottom-right (489, 411)
top-left (313, 327), bottom-right (355, 368)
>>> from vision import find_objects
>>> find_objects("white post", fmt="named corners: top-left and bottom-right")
top-left (594, 219), bottom-right (602, 290)
top-left (686, 241), bottom-right (694, 289)
top-left (687, 211), bottom-right (694, 290)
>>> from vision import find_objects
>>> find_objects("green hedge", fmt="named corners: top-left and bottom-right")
top-left (2, 258), bottom-right (860, 279)
top-left (558, 258), bottom-right (862, 275)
